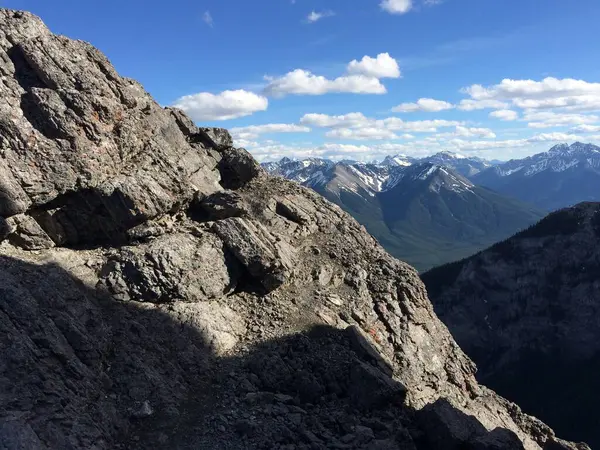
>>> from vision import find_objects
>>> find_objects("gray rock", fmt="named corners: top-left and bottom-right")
top-left (100, 232), bottom-right (239, 302)
top-left (212, 217), bottom-right (294, 291)
top-left (349, 360), bottom-right (406, 410)
top-left (0, 8), bottom-right (222, 246)
top-left (417, 398), bottom-right (487, 449)
top-left (194, 190), bottom-right (249, 221)
top-left (0, 419), bottom-right (46, 450)
top-left (470, 428), bottom-right (525, 450)
top-left (218, 147), bottom-right (265, 190)
top-left (0, 9), bottom-right (587, 450)
top-left (131, 400), bottom-right (154, 419)
top-left (6, 213), bottom-right (54, 249)
top-left (199, 127), bottom-right (234, 149)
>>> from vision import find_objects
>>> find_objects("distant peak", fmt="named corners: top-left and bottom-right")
top-left (547, 142), bottom-right (600, 156)
top-left (548, 143), bottom-right (570, 154)
top-left (434, 151), bottom-right (466, 159)
top-left (381, 154), bottom-right (413, 167)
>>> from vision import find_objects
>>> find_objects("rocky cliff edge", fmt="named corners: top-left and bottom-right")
top-left (0, 9), bottom-right (589, 450)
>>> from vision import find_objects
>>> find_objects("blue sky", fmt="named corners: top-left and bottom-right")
top-left (3, 0), bottom-right (600, 161)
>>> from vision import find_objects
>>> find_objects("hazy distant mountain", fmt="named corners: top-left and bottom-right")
top-left (421, 202), bottom-right (600, 447)
top-left (264, 157), bottom-right (543, 270)
top-left (473, 142), bottom-right (600, 211)
top-left (381, 154), bottom-right (416, 167)
top-left (420, 151), bottom-right (492, 177)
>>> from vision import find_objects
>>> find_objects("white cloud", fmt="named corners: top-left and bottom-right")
top-left (524, 111), bottom-right (599, 128)
top-left (490, 109), bottom-right (518, 121)
top-left (384, 118), bottom-right (462, 132)
top-left (326, 127), bottom-right (398, 140)
top-left (380, 0), bottom-right (412, 14)
top-left (457, 99), bottom-right (508, 111)
top-left (230, 123), bottom-right (310, 140)
top-left (264, 70), bottom-right (386, 97)
top-left (300, 112), bottom-right (461, 134)
top-left (202, 11), bottom-right (213, 27)
top-left (306, 10), bottom-right (335, 23)
top-left (392, 98), bottom-right (454, 113)
top-left (347, 53), bottom-right (401, 79)
top-left (462, 77), bottom-right (600, 113)
top-left (172, 90), bottom-right (268, 121)
top-left (454, 126), bottom-right (496, 138)
top-left (250, 131), bottom-right (600, 162)
top-left (528, 132), bottom-right (584, 142)
top-left (572, 124), bottom-right (600, 133)
top-left (465, 77), bottom-right (600, 101)
top-left (233, 138), bottom-right (260, 149)
top-left (300, 112), bottom-right (371, 128)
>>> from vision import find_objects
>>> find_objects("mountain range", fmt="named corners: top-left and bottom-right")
top-left (473, 142), bottom-right (600, 211)
top-left (264, 153), bottom-right (543, 270)
top-left (421, 202), bottom-right (600, 448)
top-left (264, 143), bottom-right (600, 270)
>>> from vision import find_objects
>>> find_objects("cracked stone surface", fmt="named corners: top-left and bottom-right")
top-left (0, 8), bottom-right (590, 450)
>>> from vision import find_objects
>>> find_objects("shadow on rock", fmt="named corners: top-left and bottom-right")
top-left (0, 256), bottom-right (547, 449)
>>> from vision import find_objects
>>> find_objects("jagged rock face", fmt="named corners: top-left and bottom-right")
top-left (0, 9), bottom-right (590, 450)
top-left (422, 202), bottom-right (600, 448)
top-left (0, 9), bottom-right (223, 247)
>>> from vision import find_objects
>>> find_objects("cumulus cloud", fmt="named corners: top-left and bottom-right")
top-left (172, 90), bottom-right (268, 121)
top-left (572, 124), bottom-right (600, 133)
top-left (325, 128), bottom-right (399, 141)
top-left (457, 99), bottom-right (508, 111)
top-left (385, 118), bottom-right (462, 133)
top-left (524, 111), bottom-right (599, 129)
top-left (300, 112), bottom-right (371, 128)
top-left (202, 11), bottom-right (214, 27)
top-left (347, 53), bottom-right (401, 79)
top-left (263, 70), bottom-right (386, 97)
top-left (306, 10), bottom-right (335, 23)
top-left (380, 0), bottom-right (413, 14)
top-left (454, 126), bottom-right (496, 139)
top-left (490, 109), bottom-right (518, 121)
top-left (462, 77), bottom-right (600, 113)
top-left (233, 138), bottom-right (260, 149)
top-left (230, 123), bottom-right (311, 140)
top-left (300, 112), bottom-right (461, 134)
top-left (264, 53), bottom-right (400, 97)
top-left (392, 98), bottom-right (454, 113)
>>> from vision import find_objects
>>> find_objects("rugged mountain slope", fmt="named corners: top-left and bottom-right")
top-left (264, 150), bottom-right (491, 189)
top-left (378, 163), bottom-right (544, 270)
top-left (421, 202), bottom-right (600, 448)
top-left (473, 143), bottom-right (600, 211)
top-left (267, 158), bottom-right (543, 271)
top-left (0, 9), bottom-right (588, 450)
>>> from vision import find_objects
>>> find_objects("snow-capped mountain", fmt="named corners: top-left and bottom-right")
top-left (397, 163), bottom-right (476, 194)
top-left (262, 151), bottom-right (489, 198)
top-left (473, 142), bottom-right (600, 211)
top-left (264, 157), bottom-right (396, 198)
top-left (261, 157), bottom-right (335, 185)
top-left (381, 154), bottom-right (416, 167)
top-left (421, 151), bottom-right (492, 177)
top-left (263, 157), bottom-right (542, 271)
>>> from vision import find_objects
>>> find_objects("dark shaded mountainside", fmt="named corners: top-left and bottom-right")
top-left (0, 9), bottom-right (589, 450)
top-left (472, 143), bottom-right (600, 211)
top-left (422, 202), bottom-right (600, 449)
top-left (266, 159), bottom-right (544, 271)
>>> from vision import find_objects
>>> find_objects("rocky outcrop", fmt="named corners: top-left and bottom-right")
top-left (422, 202), bottom-right (600, 448)
top-left (0, 9), bottom-right (590, 450)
